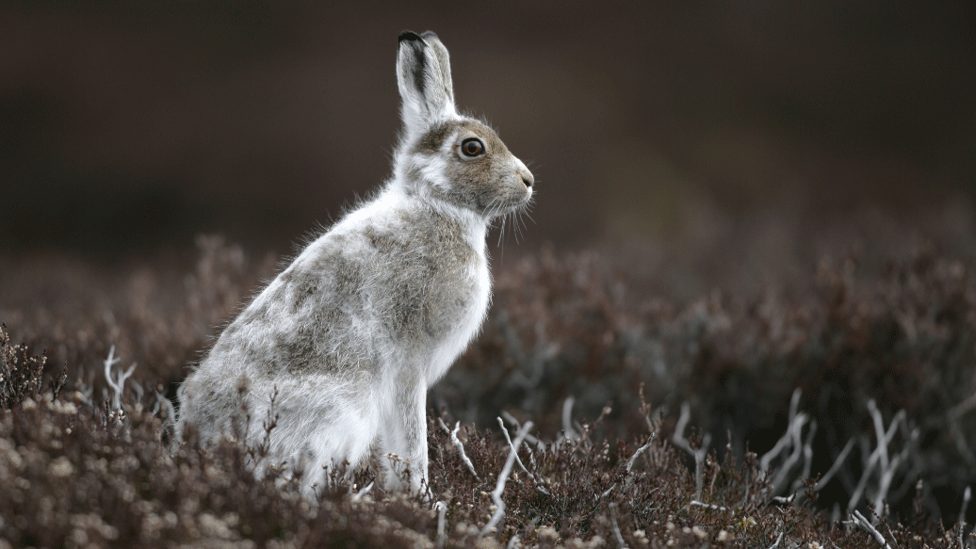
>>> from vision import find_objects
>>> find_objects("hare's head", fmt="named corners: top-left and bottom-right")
top-left (394, 31), bottom-right (533, 220)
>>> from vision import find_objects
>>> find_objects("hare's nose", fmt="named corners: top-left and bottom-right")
top-left (516, 159), bottom-right (534, 189)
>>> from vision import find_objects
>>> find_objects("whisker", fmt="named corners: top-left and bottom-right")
top-left (483, 197), bottom-right (501, 226)
top-left (497, 213), bottom-right (507, 247)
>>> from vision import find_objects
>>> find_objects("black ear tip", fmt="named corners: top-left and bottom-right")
top-left (398, 31), bottom-right (422, 44)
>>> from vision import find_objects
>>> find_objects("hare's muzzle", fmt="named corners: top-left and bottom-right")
top-left (516, 159), bottom-right (534, 190)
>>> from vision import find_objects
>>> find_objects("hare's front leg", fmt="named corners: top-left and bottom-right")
top-left (379, 379), bottom-right (429, 493)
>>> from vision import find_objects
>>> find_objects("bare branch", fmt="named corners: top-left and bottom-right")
top-left (434, 501), bottom-right (447, 549)
top-left (848, 404), bottom-right (913, 514)
top-left (771, 493), bottom-right (795, 506)
top-left (351, 481), bottom-right (373, 502)
top-left (501, 410), bottom-right (539, 445)
top-left (562, 397), bottom-right (578, 441)
top-left (815, 438), bottom-right (856, 491)
top-left (867, 399), bottom-right (890, 469)
top-left (767, 414), bottom-right (810, 497)
top-left (498, 417), bottom-right (550, 496)
top-left (873, 428), bottom-right (917, 518)
top-left (690, 500), bottom-right (729, 512)
top-left (949, 393), bottom-right (976, 421)
top-left (627, 435), bottom-right (655, 474)
top-left (609, 502), bottom-right (628, 549)
top-left (599, 483), bottom-right (617, 501)
top-left (961, 485), bottom-right (972, 525)
top-left (481, 421), bottom-right (534, 537)
top-left (672, 402), bottom-right (711, 500)
top-left (498, 417), bottom-right (530, 477)
top-left (102, 345), bottom-right (136, 413)
top-left (851, 510), bottom-right (894, 549)
top-left (760, 389), bottom-right (807, 476)
top-left (439, 418), bottom-right (479, 480)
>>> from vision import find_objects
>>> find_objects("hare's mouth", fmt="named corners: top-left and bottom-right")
top-left (483, 195), bottom-right (529, 218)
top-left (488, 199), bottom-right (532, 246)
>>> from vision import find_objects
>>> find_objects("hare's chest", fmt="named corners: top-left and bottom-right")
top-left (452, 254), bottom-right (490, 335)
top-left (422, 250), bottom-right (490, 382)
top-left (428, 248), bottom-right (488, 334)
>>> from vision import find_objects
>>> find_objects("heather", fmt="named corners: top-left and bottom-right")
top-left (3, 2), bottom-right (973, 546)
top-left (2, 223), bottom-right (975, 548)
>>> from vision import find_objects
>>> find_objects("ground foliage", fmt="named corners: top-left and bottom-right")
top-left (1, 234), bottom-right (975, 547)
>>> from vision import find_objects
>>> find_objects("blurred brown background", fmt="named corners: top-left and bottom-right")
top-left (2, 2), bottom-right (974, 280)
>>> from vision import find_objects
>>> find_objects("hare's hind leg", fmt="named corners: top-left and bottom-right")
top-left (261, 379), bottom-right (380, 494)
top-left (305, 406), bottom-right (379, 493)
top-left (378, 380), bottom-right (428, 493)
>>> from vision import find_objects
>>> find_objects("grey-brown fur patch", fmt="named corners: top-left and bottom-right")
top-left (364, 210), bottom-right (479, 350)
top-left (275, 319), bottom-right (343, 376)
top-left (178, 376), bottom-right (249, 440)
top-left (270, 251), bottom-right (366, 376)
top-left (413, 120), bottom-right (463, 155)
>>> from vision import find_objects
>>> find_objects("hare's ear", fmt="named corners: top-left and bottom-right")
top-left (397, 31), bottom-right (457, 135)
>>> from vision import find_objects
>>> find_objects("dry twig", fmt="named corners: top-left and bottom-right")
top-left (439, 417), bottom-right (479, 480)
top-left (481, 420), bottom-right (534, 537)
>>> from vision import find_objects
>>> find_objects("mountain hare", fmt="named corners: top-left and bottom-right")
top-left (176, 31), bottom-right (534, 493)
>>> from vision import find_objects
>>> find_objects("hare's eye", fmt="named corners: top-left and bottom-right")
top-left (460, 138), bottom-right (485, 158)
